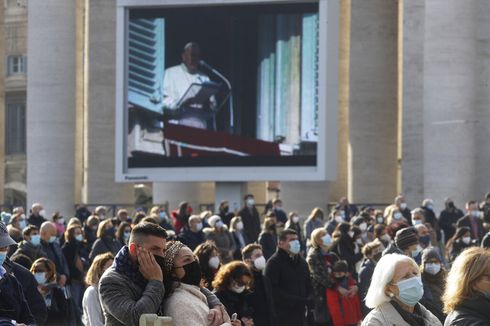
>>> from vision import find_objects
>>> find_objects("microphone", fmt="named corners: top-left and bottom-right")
top-left (199, 60), bottom-right (214, 71)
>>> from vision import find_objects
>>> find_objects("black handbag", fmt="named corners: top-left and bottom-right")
top-left (311, 288), bottom-right (331, 324)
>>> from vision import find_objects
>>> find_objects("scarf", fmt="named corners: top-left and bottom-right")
top-left (114, 246), bottom-right (147, 289)
top-left (390, 300), bottom-right (425, 326)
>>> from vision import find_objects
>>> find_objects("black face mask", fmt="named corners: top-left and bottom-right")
top-left (178, 260), bottom-right (202, 287)
top-left (447, 202), bottom-right (455, 209)
top-left (154, 254), bottom-right (166, 272)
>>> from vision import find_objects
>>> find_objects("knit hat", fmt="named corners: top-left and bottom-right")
top-left (421, 247), bottom-right (441, 264)
top-left (332, 260), bottom-right (348, 273)
top-left (0, 221), bottom-right (16, 248)
top-left (394, 227), bottom-right (418, 250)
top-left (208, 215), bottom-right (221, 227)
top-left (162, 241), bottom-right (186, 273)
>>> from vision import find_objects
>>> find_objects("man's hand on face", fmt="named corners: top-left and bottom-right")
top-left (137, 248), bottom-right (163, 282)
top-left (208, 304), bottom-right (228, 326)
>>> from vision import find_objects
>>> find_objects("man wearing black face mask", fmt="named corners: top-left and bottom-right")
top-left (439, 198), bottom-right (464, 243)
top-left (99, 223), bottom-right (225, 326)
top-left (218, 201), bottom-right (235, 227)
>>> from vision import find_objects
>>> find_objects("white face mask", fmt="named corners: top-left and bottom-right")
top-left (20, 214), bottom-right (26, 219)
top-left (231, 284), bottom-right (246, 294)
top-left (236, 221), bottom-right (244, 230)
top-left (195, 222), bottom-right (203, 231)
top-left (246, 198), bottom-right (255, 207)
top-left (215, 221), bottom-right (224, 229)
top-left (57, 218), bottom-right (65, 224)
top-left (400, 203), bottom-right (407, 210)
top-left (292, 216), bottom-right (300, 224)
top-left (39, 209), bottom-right (46, 217)
top-left (348, 231), bottom-right (354, 238)
top-left (359, 223), bottom-right (367, 232)
top-left (253, 256), bottom-right (266, 270)
top-left (208, 256), bottom-right (220, 269)
top-left (462, 236), bottom-right (471, 244)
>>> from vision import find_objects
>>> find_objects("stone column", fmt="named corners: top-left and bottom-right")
top-left (348, 0), bottom-right (398, 204)
top-left (26, 0), bottom-right (76, 215)
top-left (400, 0), bottom-right (425, 208)
top-left (423, 0), bottom-right (478, 206)
top-left (82, 0), bottom-right (134, 205)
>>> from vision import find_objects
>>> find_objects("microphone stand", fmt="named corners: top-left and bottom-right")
top-left (200, 61), bottom-right (234, 133)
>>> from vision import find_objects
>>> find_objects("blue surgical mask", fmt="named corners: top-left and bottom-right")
top-left (419, 235), bottom-right (431, 247)
top-left (472, 210), bottom-right (481, 218)
top-left (427, 204), bottom-right (433, 211)
top-left (159, 211), bottom-right (167, 221)
top-left (412, 219), bottom-right (422, 226)
top-left (75, 234), bottom-right (84, 242)
top-left (30, 234), bottom-right (41, 246)
top-left (289, 240), bottom-right (301, 255)
top-left (0, 251), bottom-right (7, 266)
top-left (396, 276), bottom-right (424, 306)
top-left (394, 212), bottom-right (402, 220)
top-left (18, 219), bottom-right (27, 230)
top-left (34, 272), bottom-right (47, 285)
top-left (123, 231), bottom-right (130, 241)
top-left (48, 236), bottom-right (57, 243)
top-left (322, 234), bottom-right (332, 246)
top-left (424, 263), bottom-right (441, 275)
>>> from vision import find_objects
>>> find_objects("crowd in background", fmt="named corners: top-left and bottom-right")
top-left (0, 192), bottom-right (489, 325)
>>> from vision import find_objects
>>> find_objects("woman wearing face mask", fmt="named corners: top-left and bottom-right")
top-left (285, 212), bottom-right (306, 253)
top-left (30, 257), bottom-right (74, 325)
top-left (258, 217), bottom-right (278, 261)
top-left (229, 216), bottom-right (250, 260)
top-left (374, 224), bottom-right (391, 248)
top-left (443, 247), bottom-right (490, 325)
top-left (62, 224), bottom-right (88, 313)
top-left (305, 207), bottom-right (326, 248)
top-left (115, 222), bottom-right (131, 247)
top-left (150, 206), bottom-right (174, 231)
top-left (362, 254), bottom-right (442, 326)
top-left (352, 215), bottom-right (373, 245)
top-left (205, 215), bottom-right (236, 264)
top-left (306, 228), bottom-right (339, 325)
top-left (325, 208), bottom-right (344, 236)
top-left (447, 227), bottom-right (477, 263)
top-left (386, 207), bottom-right (408, 226)
top-left (419, 248), bottom-right (446, 323)
top-left (7, 213), bottom-right (26, 243)
top-left (213, 261), bottom-right (255, 326)
top-left (327, 260), bottom-right (362, 326)
top-left (241, 244), bottom-right (274, 326)
top-left (89, 220), bottom-right (122, 263)
top-left (359, 240), bottom-right (384, 317)
top-left (194, 241), bottom-right (221, 290)
top-left (162, 241), bottom-right (238, 326)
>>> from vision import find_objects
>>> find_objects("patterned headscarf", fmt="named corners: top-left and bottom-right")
top-left (162, 241), bottom-right (186, 273)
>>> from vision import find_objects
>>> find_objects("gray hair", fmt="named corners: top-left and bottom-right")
top-left (365, 253), bottom-right (419, 308)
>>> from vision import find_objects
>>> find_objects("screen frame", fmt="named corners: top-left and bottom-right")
top-left (115, 0), bottom-right (339, 182)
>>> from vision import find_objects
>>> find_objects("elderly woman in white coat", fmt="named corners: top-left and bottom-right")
top-left (361, 253), bottom-right (442, 326)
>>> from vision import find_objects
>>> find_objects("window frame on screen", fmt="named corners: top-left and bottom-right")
top-left (115, 0), bottom-right (339, 182)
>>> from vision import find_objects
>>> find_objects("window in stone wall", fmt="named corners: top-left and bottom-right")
top-left (6, 102), bottom-right (26, 155)
top-left (7, 55), bottom-right (27, 76)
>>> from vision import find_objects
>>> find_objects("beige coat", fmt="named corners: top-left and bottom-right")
top-left (164, 283), bottom-right (231, 326)
top-left (361, 301), bottom-right (442, 326)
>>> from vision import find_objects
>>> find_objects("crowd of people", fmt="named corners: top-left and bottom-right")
top-left (0, 193), bottom-right (489, 325)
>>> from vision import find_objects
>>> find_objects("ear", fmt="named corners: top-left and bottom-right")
top-left (129, 243), bottom-right (137, 256)
top-left (385, 283), bottom-right (399, 298)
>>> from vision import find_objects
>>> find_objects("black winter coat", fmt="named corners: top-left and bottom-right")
top-left (258, 231), bottom-right (277, 260)
top-left (215, 288), bottom-right (253, 321)
top-left (0, 270), bottom-right (35, 324)
top-left (264, 248), bottom-right (312, 326)
top-left (444, 295), bottom-right (490, 325)
top-left (245, 269), bottom-right (275, 326)
top-left (238, 206), bottom-right (261, 243)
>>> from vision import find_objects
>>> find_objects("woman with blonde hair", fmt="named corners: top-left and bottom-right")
top-left (361, 253), bottom-right (441, 325)
top-left (89, 219), bottom-right (122, 262)
top-left (443, 247), bottom-right (490, 325)
top-left (82, 252), bottom-right (114, 326)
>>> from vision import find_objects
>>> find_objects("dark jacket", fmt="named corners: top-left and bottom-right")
top-left (421, 270), bottom-right (446, 323)
top-left (258, 231), bottom-right (277, 260)
top-left (331, 235), bottom-right (363, 277)
top-left (439, 208), bottom-right (464, 242)
top-left (4, 258), bottom-right (47, 325)
top-left (456, 215), bottom-right (485, 240)
top-left (13, 240), bottom-right (47, 262)
top-left (358, 258), bottom-right (376, 316)
top-left (89, 237), bottom-right (123, 262)
top-left (444, 295), bottom-right (490, 326)
top-left (83, 225), bottom-right (97, 249)
top-left (215, 288), bottom-right (253, 320)
top-left (245, 269), bottom-right (275, 326)
top-left (450, 238), bottom-right (478, 262)
top-left (0, 268), bottom-right (35, 324)
top-left (238, 206), bottom-right (261, 243)
top-left (177, 228), bottom-right (205, 251)
top-left (42, 285), bottom-right (73, 326)
top-left (62, 241), bottom-right (85, 282)
top-left (231, 230), bottom-right (250, 260)
top-left (41, 240), bottom-right (70, 278)
top-left (482, 232), bottom-right (490, 248)
top-left (264, 248), bottom-right (312, 326)
top-left (28, 213), bottom-right (46, 228)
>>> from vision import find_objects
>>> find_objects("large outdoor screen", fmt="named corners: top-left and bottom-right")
top-left (115, 0), bottom-right (339, 182)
